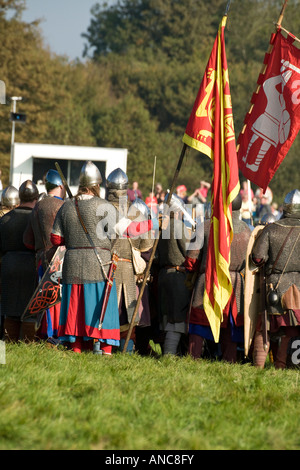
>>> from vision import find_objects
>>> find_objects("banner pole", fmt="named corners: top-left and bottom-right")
top-left (277, 0), bottom-right (289, 27)
top-left (224, 0), bottom-right (232, 16)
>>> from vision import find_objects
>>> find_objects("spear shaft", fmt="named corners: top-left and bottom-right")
top-left (277, 0), bottom-right (289, 27)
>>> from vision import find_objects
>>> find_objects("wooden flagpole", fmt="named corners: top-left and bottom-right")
top-left (277, 25), bottom-right (300, 44)
top-left (122, 144), bottom-right (188, 352)
top-left (277, 0), bottom-right (289, 27)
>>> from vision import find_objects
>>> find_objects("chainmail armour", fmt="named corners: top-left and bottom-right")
top-left (157, 216), bottom-right (191, 328)
top-left (107, 189), bottom-right (154, 330)
top-left (188, 211), bottom-right (252, 321)
top-left (23, 195), bottom-right (64, 268)
top-left (251, 214), bottom-right (300, 316)
top-left (52, 196), bottom-right (118, 284)
top-left (0, 207), bottom-right (37, 318)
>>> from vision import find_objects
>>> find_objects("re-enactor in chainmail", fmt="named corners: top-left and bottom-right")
top-left (0, 185), bottom-right (20, 337)
top-left (51, 161), bottom-right (154, 354)
top-left (0, 181), bottom-right (39, 342)
top-left (23, 170), bottom-right (66, 340)
top-left (251, 189), bottom-right (300, 369)
top-left (157, 193), bottom-right (195, 356)
top-left (106, 168), bottom-right (154, 353)
top-left (185, 193), bottom-right (252, 362)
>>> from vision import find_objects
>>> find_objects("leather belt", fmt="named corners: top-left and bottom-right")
top-left (164, 265), bottom-right (186, 273)
top-left (68, 247), bottom-right (110, 251)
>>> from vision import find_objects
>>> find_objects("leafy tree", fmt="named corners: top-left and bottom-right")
top-left (0, 1), bottom-right (96, 184)
top-left (83, 0), bottom-right (300, 200)
top-left (0, 0), bottom-right (299, 204)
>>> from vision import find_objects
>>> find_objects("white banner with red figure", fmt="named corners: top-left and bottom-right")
top-left (237, 30), bottom-right (300, 192)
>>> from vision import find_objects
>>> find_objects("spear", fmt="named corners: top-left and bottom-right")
top-left (277, 0), bottom-right (289, 28)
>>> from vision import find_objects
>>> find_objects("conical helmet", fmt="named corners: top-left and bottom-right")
top-left (106, 168), bottom-right (128, 190)
top-left (283, 189), bottom-right (300, 215)
top-left (79, 161), bottom-right (102, 187)
top-left (1, 186), bottom-right (20, 208)
top-left (45, 169), bottom-right (62, 192)
top-left (19, 180), bottom-right (39, 202)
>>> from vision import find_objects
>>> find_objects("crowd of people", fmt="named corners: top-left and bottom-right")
top-left (239, 180), bottom-right (282, 227)
top-left (0, 163), bottom-right (299, 370)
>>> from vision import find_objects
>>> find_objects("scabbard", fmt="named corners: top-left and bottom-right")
top-left (98, 253), bottom-right (119, 330)
top-left (260, 267), bottom-right (268, 351)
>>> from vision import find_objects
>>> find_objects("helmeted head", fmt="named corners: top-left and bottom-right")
top-left (79, 161), bottom-right (102, 188)
top-left (45, 169), bottom-right (63, 193)
top-left (283, 189), bottom-right (300, 217)
top-left (19, 180), bottom-right (39, 203)
top-left (231, 193), bottom-right (242, 211)
top-left (260, 213), bottom-right (277, 226)
top-left (106, 168), bottom-right (128, 190)
top-left (1, 185), bottom-right (20, 208)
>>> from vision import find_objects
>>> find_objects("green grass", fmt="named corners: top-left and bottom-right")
top-left (1, 341), bottom-right (300, 450)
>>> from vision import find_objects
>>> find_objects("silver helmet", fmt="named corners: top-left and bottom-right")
top-left (1, 186), bottom-right (20, 208)
top-left (283, 189), bottom-right (300, 215)
top-left (19, 180), bottom-right (39, 202)
top-left (260, 213), bottom-right (277, 225)
top-left (79, 161), bottom-right (102, 187)
top-left (106, 168), bottom-right (128, 190)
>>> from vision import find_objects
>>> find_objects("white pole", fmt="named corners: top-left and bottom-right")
top-left (247, 179), bottom-right (252, 224)
top-left (151, 156), bottom-right (157, 216)
top-left (9, 96), bottom-right (22, 185)
top-left (151, 156), bottom-right (156, 196)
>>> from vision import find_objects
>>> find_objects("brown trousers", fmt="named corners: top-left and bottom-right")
top-left (253, 326), bottom-right (299, 369)
top-left (4, 317), bottom-right (36, 343)
top-left (189, 324), bottom-right (237, 363)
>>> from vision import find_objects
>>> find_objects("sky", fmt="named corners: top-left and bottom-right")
top-left (21, 0), bottom-right (115, 61)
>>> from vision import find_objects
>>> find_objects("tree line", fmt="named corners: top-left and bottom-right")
top-left (0, 0), bottom-right (299, 204)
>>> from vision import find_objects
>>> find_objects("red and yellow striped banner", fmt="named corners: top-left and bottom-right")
top-left (183, 16), bottom-right (240, 342)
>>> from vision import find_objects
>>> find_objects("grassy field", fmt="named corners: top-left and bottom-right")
top-left (1, 340), bottom-right (300, 451)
